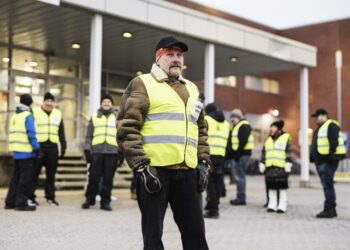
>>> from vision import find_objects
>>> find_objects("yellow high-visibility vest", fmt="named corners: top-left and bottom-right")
top-left (139, 74), bottom-right (201, 168)
top-left (264, 133), bottom-right (291, 168)
top-left (317, 119), bottom-right (346, 155)
top-left (9, 111), bottom-right (33, 152)
top-left (205, 116), bottom-right (230, 157)
top-left (33, 107), bottom-right (62, 143)
top-left (231, 120), bottom-right (254, 151)
top-left (91, 113), bottom-right (118, 146)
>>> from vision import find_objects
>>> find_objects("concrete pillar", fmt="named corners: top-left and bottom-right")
top-left (300, 67), bottom-right (310, 185)
top-left (204, 43), bottom-right (215, 104)
top-left (335, 50), bottom-right (342, 125)
top-left (89, 14), bottom-right (103, 115)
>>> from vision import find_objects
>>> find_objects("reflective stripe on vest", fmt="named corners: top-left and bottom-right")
top-left (317, 119), bottom-right (346, 155)
top-left (264, 133), bottom-right (291, 168)
top-left (140, 74), bottom-right (201, 168)
top-left (91, 113), bottom-right (117, 146)
top-left (205, 116), bottom-right (230, 157)
top-left (8, 111), bottom-right (33, 152)
top-left (33, 107), bottom-right (62, 143)
top-left (231, 120), bottom-right (254, 151)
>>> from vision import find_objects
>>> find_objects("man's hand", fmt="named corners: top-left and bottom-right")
top-left (259, 163), bottom-right (266, 173)
top-left (284, 162), bottom-right (293, 173)
top-left (84, 150), bottom-right (92, 164)
top-left (60, 148), bottom-right (66, 159)
top-left (197, 160), bottom-right (210, 192)
top-left (328, 154), bottom-right (337, 165)
top-left (138, 165), bottom-right (161, 194)
top-left (116, 151), bottom-right (124, 167)
top-left (33, 149), bottom-right (43, 159)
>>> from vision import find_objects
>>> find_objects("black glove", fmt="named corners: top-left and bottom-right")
top-left (84, 150), bottom-right (92, 164)
top-left (116, 151), bottom-right (124, 167)
top-left (33, 149), bottom-right (43, 159)
top-left (197, 161), bottom-right (211, 192)
top-left (138, 165), bottom-right (161, 194)
top-left (60, 148), bottom-right (66, 159)
top-left (328, 154), bottom-right (337, 164)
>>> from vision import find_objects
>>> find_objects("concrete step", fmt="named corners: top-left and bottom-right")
top-left (58, 159), bottom-right (87, 166)
top-left (55, 180), bottom-right (130, 190)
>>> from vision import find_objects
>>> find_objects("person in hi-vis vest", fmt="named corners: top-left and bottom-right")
top-left (226, 109), bottom-right (254, 206)
top-left (31, 92), bottom-right (66, 206)
top-left (5, 94), bottom-right (40, 211)
top-left (82, 94), bottom-right (121, 211)
top-left (204, 103), bottom-right (230, 219)
top-left (310, 108), bottom-right (346, 218)
top-left (259, 120), bottom-right (292, 213)
top-left (117, 36), bottom-right (211, 250)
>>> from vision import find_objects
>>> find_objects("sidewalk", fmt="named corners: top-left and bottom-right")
top-left (0, 175), bottom-right (349, 250)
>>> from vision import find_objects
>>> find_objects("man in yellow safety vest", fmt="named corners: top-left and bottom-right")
top-left (226, 109), bottom-right (254, 205)
top-left (82, 94), bottom-right (121, 211)
top-left (31, 92), bottom-right (66, 206)
top-left (204, 103), bottom-right (230, 219)
top-left (117, 36), bottom-right (211, 250)
top-left (5, 94), bottom-right (40, 211)
top-left (311, 108), bottom-right (346, 218)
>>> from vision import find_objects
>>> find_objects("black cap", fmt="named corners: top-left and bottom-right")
top-left (101, 94), bottom-right (114, 105)
top-left (44, 92), bottom-right (55, 101)
top-left (20, 94), bottom-right (33, 107)
top-left (155, 36), bottom-right (188, 52)
top-left (205, 103), bottom-right (217, 114)
top-left (311, 108), bottom-right (328, 117)
top-left (271, 120), bottom-right (284, 130)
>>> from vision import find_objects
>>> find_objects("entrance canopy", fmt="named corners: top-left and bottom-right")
top-left (0, 0), bottom-right (316, 81)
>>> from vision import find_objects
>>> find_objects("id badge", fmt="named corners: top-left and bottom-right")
top-left (108, 119), bottom-right (116, 127)
top-left (192, 99), bottom-right (204, 122)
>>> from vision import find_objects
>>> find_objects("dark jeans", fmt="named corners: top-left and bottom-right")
top-left (32, 147), bottom-right (58, 200)
top-left (136, 168), bottom-right (208, 250)
top-left (206, 156), bottom-right (225, 212)
top-left (130, 172), bottom-right (138, 192)
top-left (6, 158), bottom-right (35, 207)
top-left (85, 154), bottom-right (117, 204)
top-left (316, 161), bottom-right (339, 209)
top-left (231, 155), bottom-right (250, 201)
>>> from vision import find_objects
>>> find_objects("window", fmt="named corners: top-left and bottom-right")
top-left (245, 76), bottom-right (279, 94)
top-left (215, 76), bottom-right (236, 87)
top-left (12, 49), bottom-right (47, 74)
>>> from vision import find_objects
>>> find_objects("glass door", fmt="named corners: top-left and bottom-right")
top-left (48, 76), bottom-right (82, 153)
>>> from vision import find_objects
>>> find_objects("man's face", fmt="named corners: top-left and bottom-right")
top-left (230, 116), bottom-right (239, 125)
top-left (315, 114), bottom-right (327, 125)
top-left (42, 99), bottom-right (54, 112)
top-left (269, 125), bottom-right (278, 136)
top-left (157, 48), bottom-right (184, 78)
top-left (101, 99), bottom-right (112, 110)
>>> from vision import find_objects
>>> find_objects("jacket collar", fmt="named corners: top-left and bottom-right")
top-left (150, 64), bottom-right (186, 83)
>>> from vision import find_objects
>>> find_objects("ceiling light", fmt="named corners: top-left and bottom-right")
top-left (72, 43), bottom-right (81, 49)
top-left (272, 109), bottom-right (279, 117)
top-left (230, 56), bottom-right (238, 63)
top-left (122, 32), bottom-right (133, 38)
top-left (136, 71), bottom-right (143, 76)
top-left (29, 61), bottom-right (38, 67)
top-left (2, 57), bottom-right (10, 63)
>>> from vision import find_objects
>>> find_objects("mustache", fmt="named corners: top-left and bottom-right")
top-left (169, 63), bottom-right (181, 68)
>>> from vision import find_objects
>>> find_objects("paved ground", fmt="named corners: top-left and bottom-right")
top-left (0, 175), bottom-right (350, 250)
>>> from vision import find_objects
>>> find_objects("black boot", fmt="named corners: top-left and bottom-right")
top-left (204, 210), bottom-right (219, 219)
top-left (100, 202), bottom-right (112, 211)
top-left (82, 200), bottom-right (95, 209)
top-left (316, 208), bottom-right (337, 218)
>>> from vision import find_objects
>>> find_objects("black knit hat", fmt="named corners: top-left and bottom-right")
top-left (311, 108), bottom-right (328, 117)
top-left (20, 94), bottom-right (33, 107)
top-left (271, 120), bottom-right (284, 130)
top-left (44, 92), bottom-right (55, 101)
top-left (205, 103), bottom-right (217, 114)
top-left (101, 94), bottom-right (113, 104)
top-left (155, 36), bottom-right (188, 52)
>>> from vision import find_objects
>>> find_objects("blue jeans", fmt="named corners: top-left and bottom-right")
top-left (316, 161), bottom-right (339, 209)
top-left (230, 155), bottom-right (250, 201)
